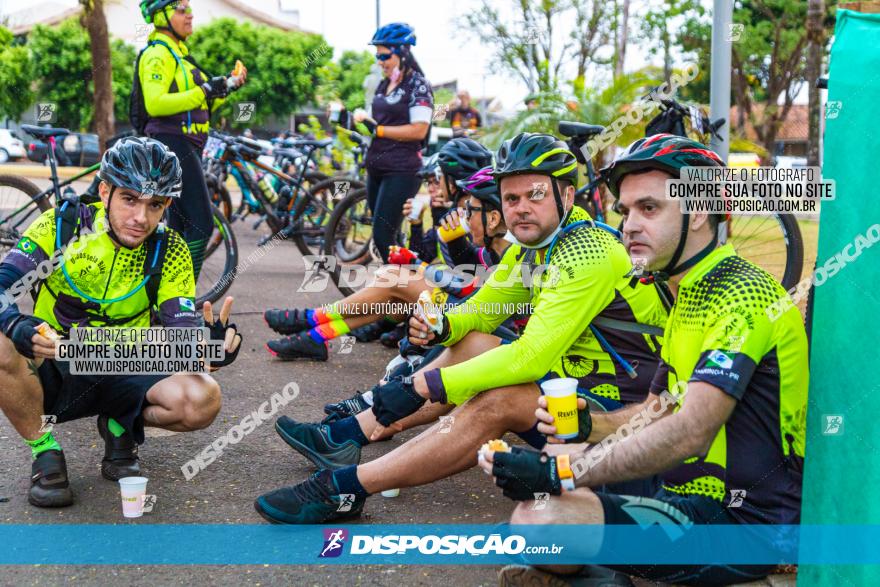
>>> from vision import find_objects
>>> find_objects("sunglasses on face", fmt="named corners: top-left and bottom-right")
top-left (375, 52), bottom-right (394, 61)
top-left (173, 2), bottom-right (192, 14)
top-left (465, 201), bottom-right (484, 219)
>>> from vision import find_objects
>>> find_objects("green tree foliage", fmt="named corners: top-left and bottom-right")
top-left (0, 27), bottom-right (35, 122)
top-left (638, 0), bottom-right (708, 102)
top-left (462, 0), bottom-right (613, 94)
top-left (25, 19), bottom-right (137, 131)
top-left (316, 50), bottom-right (374, 111)
top-left (672, 0), bottom-right (836, 154)
top-left (484, 68), bottom-right (662, 160)
top-left (187, 18), bottom-right (332, 128)
top-left (28, 19), bottom-right (93, 130)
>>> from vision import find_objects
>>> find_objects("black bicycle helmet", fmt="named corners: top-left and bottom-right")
top-left (99, 136), bottom-right (182, 198)
top-left (417, 152), bottom-right (440, 180)
top-left (601, 133), bottom-right (726, 282)
top-left (602, 133), bottom-right (724, 199)
top-left (493, 132), bottom-right (578, 223)
top-left (436, 137), bottom-right (493, 199)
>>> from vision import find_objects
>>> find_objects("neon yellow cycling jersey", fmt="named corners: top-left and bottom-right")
top-left (3, 203), bottom-right (200, 332)
top-left (140, 30), bottom-right (223, 144)
top-left (650, 244), bottom-right (809, 524)
top-left (431, 206), bottom-right (668, 406)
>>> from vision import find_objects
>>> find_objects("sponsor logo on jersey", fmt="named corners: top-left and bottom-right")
top-left (179, 297), bottom-right (195, 312)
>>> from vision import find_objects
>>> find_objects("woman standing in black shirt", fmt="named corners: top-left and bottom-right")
top-left (354, 22), bottom-right (433, 262)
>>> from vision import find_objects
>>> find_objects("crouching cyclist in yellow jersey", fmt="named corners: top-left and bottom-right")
top-left (254, 133), bottom-right (668, 524)
top-left (0, 137), bottom-right (242, 508)
top-left (481, 135), bottom-right (809, 586)
top-left (137, 0), bottom-right (247, 279)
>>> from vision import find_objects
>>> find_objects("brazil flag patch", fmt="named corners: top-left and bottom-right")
top-left (17, 237), bottom-right (37, 254)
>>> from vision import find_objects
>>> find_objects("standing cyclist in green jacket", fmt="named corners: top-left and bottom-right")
top-left (137, 0), bottom-right (248, 279)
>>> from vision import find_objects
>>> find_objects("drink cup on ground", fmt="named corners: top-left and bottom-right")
top-left (119, 476), bottom-right (148, 518)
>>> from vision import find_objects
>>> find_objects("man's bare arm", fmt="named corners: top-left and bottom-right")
top-left (573, 382), bottom-right (737, 488)
top-left (587, 393), bottom-right (672, 443)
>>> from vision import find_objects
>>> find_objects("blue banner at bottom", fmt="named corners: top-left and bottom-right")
top-left (0, 524), bottom-right (877, 565)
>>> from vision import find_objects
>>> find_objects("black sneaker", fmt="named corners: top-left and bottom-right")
top-left (350, 320), bottom-right (397, 343)
top-left (254, 469), bottom-right (365, 524)
top-left (380, 324), bottom-right (406, 348)
top-left (321, 391), bottom-right (371, 423)
top-left (275, 416), bottom-right (361, 470)
top-left (97, 415), bottom-right (141, 481)
top-left (264, 308), bottom-right (312, 335)
top-left (266, 333), bottom-right (328, 361)
top-left (29, 450), bottom-right (73, 508)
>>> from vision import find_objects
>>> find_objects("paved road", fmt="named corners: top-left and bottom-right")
top-left (0, 207), bottom-right (506, 586)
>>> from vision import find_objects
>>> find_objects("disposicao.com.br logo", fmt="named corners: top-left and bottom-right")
top-left (322, 531), bottom-right (563, 557)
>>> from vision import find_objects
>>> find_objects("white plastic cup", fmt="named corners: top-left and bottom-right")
top-left (540, 378), bottom-right (579, 440)
top-left (408, 197), bottom-right (426, 221)
top-left (119, 476), bottom-right (148, 518)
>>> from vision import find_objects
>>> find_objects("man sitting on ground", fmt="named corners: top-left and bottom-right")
top-left (481, 135), bottom-right (809, 586)
top-left (253, 132), bottom-right (668, 524)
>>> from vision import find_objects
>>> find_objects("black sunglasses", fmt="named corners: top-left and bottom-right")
top-left (375, 52), bottom-right (394, 61)
top-left (465, 201), bottom-right (484, 219)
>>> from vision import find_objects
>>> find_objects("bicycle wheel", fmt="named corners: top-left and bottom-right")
top-left (720, 213), bottom-right (803, 291)
top-left (291, 176), bottom-right (366, 257)
top-left (196, 205), bottom-right (239, 306)
top-left (0, 175), bottom-right (52, 255)
top-left (322, 187), bottom-right (374, 297)
top-left (206, 173), bottom-right (233, 220)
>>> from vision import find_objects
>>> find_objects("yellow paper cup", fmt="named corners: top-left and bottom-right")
top-left (541, 378), bottom-right (579, 440)
top-left (437, 217), bottom-right (470, 243)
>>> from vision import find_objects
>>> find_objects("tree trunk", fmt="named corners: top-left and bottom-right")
top-left (806, 0), bottom-right (825, 167)
top-left (81, 0), bottom-right (114, 151)
top-left (663, 29), bottom-right (671, 84)
top-left (615, 0), bottom-right (630, 78)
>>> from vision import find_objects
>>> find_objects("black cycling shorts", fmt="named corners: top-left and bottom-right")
top-left (596, 487), bottom-right (778, 586)
top-left (37, 359), bottom-right (170, 444)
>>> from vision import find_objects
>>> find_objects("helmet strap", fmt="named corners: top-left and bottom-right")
top-left (479, 208), bottom-right (494, 250)
top-left (157, 6), bottom-right (185, 43)
top-left (444, 174), bottom-right (459, 203)
top-left (650, 216), bottom-right (718, 283)
top-left (550, 178), bottom-right (566, 223)
top-left (104, 185), bottom-right (123, 247)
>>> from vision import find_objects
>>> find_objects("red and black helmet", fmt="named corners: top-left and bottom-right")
top-left (602, 133), bottom-right (724, 199)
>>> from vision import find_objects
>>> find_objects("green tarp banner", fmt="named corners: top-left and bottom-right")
top-left (799, 9), bottom-right (880, 586)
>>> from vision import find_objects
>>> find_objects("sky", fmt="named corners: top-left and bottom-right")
top-left (292, 0), bottom-right (696, 110)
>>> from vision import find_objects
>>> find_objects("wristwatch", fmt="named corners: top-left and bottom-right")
top-left (556, 454), bottom-right (576, 492)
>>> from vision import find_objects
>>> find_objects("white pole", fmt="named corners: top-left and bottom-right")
top-left (709, 0), bottom-right (733, 161)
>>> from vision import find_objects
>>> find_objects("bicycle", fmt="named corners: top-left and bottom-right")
top-left (0, 125), bottom-right (238, 306)
top-left (320, 129), bottom-right (383, 297)
top-left (204, 131), bottom-right (363, 257)
top-left (558, 95), bottom-right (804, 292)
top-left (203, 132), bottom-right (330, 223)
